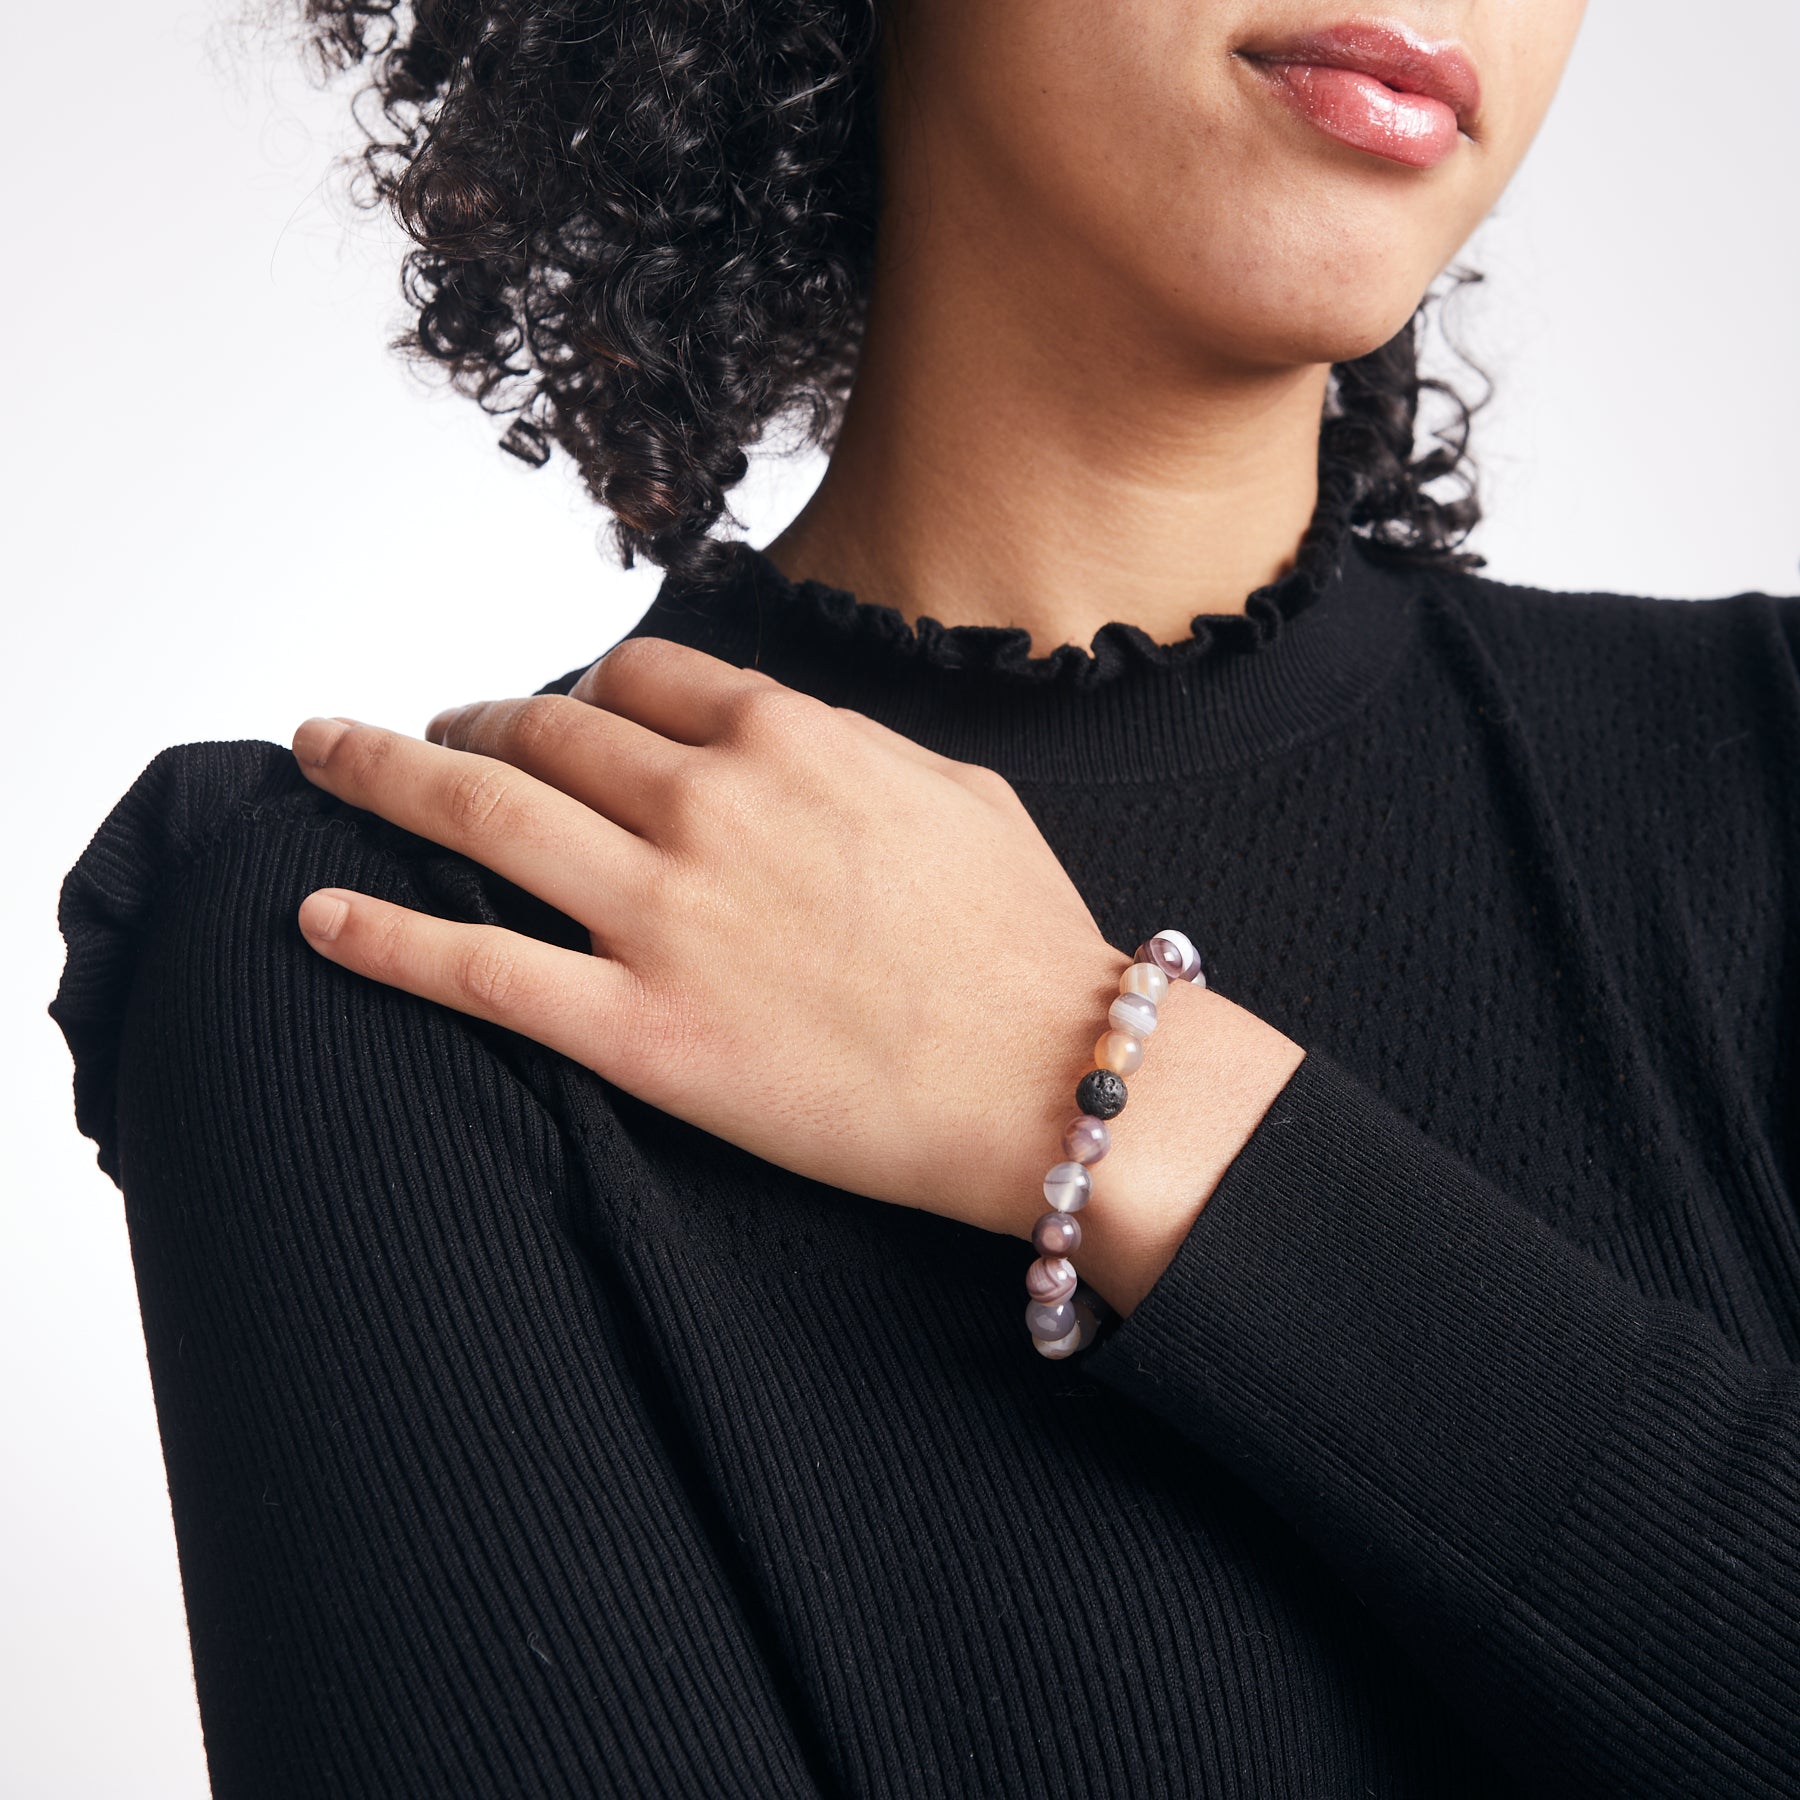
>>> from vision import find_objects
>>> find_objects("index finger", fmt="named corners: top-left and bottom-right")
top-left (291, 716), bottom-right (654, 934)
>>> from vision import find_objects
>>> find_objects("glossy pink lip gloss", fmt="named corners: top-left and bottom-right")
top-left (1239, 22), bottom-right (1481, 170)
top-left (1251, 60), bottom-right (1462, 167)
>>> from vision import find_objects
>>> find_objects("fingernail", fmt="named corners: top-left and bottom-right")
top-left (298, 890), bottom-right (350, 942)
top-left (293, 717), bottom-right (351, 767)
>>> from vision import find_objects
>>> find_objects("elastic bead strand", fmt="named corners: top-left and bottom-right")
top-left (1028, 930), bottom-right (1204, 1359)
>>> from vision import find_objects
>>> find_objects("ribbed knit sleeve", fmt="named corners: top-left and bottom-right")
top-left (49, 743), bottom-right (828, 1800)
top-left (1085, 1048), bottom-right (1800, 1799)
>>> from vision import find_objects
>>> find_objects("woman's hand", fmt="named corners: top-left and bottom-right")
top-left (290, 637), bottom-right (1153, 1246)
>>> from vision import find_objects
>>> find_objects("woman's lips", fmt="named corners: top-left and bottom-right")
top-left (1251, 61), bottom-right (1461, 167)
top-left (1239, 23), bottom-right (1482, 171)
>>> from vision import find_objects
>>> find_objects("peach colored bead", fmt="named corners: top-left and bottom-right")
top-left (1120, 961), bottom-right (1169, 1003)
top-left (1094, 1029), bottom-right (1144, 1076)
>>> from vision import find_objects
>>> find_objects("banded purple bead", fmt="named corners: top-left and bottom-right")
top-left (1033, 1210), bottom-right (1082, 1257)
top-left (1061, 1113), bottom-right (1111, 1165)
top-left (1025, 1298), bottom-right (1076, 1341)
top-left (1136, 928), bottom-right (1204, 985)
top-left (1033, 1323), bottom-right (1082, 1360)
top-left (1025, 1255), bottom-right (1078, 1304)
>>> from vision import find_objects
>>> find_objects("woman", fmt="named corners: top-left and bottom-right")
top-left (49, 1), bottom-right (1800, 1795)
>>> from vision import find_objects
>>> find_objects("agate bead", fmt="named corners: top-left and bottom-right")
top-left (1025, 1255), bottom-right (1078, 1304)
top-left (1061, 1114), bottom-right (1110, 1165)
top-left (1136, 929), bottom-right (1204, 985)
top-left (1033, 1211), bottom-right (1082, 1257)
top-left (1025, 1298), bottom-right (1076, 1341)
top-left (1071, 1297), bottom-right (1101, 1350)
top-left (1034, 1323), bottom-right (1082, 1360)
top-left (1043, 1161), bottom-right (1092, 1213)
top-left (1135, 935), bottom-right (1185, 979)
top-left (1108, 992), bottom-right (1158, 1040)
top-left (1120, 962), bottom-right (1169, 1003)
top-left (1095, 1029), bottom-right (1144, 1076)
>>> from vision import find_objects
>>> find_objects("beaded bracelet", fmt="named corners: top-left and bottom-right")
top-left (1025, 929), bottom-right (1206, 1359)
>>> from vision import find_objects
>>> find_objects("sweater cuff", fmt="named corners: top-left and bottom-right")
top-left (1083, 1047), bottom-right (1652, 1626)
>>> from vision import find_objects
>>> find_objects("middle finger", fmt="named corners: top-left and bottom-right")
top-left (427, 692), bottom-right (687, 839)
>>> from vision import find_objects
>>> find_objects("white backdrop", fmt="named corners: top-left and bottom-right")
top-left (3, 4), bottom-right (1795, 1795)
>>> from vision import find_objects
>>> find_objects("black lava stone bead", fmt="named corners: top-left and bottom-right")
top-left (1076, 1068), bottom-right (1127, 1120)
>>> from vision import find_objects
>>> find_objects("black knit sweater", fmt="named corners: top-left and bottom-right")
top-left (50, 486), bottom-right (1800, 1798)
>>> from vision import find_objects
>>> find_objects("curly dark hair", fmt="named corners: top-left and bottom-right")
top-left (298, 1), bottom-right (1489, 585)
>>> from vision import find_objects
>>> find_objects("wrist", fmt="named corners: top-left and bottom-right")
top-left (1039, 976), bottom-right (1304, 1318)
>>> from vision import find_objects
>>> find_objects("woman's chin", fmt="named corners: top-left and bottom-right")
top-left (1159, 298), bottom-right (1434, 378)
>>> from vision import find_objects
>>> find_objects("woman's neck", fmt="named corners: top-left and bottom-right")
top-left (761, 171), bottom-right (1335, 659)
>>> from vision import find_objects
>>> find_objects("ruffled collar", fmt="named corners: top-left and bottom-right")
top-left (694, 457), bottom-right (1365, 692)
top-left (562, 462), bottom-right (1425, 785)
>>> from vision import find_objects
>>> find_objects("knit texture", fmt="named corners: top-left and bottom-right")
top-left (49, 504), bottom-right (1800, 1798)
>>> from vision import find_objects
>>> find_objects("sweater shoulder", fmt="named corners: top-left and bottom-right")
top-left (1412, 564), bottom-right (1800, 948)
top-left (48, 738), bottom-right (582, 1188)
top-left (52, 740), bottom-right (401, 1008)
top-left (1424, 563), bottom-right (1800, 723)
top-left (1415, 565), bottom-right (1800, 818)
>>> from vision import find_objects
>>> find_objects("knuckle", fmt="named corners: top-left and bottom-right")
top-left (629, 970), bottom-right (703, 1079)
top-left (658, 755), bottom-right (715, 823)
top-left (573, 637), bottom-right (648, 704)
top-left (337, 724), bottom-right (393, 785)
top-left (597, 637), bottom-right (652, 672)
top-left (966, 761), bottom-right (1020, 804)
top-left (445, 763), bottom-right (511, 835)
top-left (732, 681), bottom-right (820, 744)
top-left (459, 938), bottom-right (521, 1013)
top-left (582, 635), bottom-right (671, 690)
top-left (361, 904), bottom-right (412, 979)
top-left (506, 694), bottom-right (571, 759)
top-left (957, 756), bottom-right (1029, 806)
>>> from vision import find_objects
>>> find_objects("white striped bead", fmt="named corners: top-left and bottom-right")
top-left (1108, 992), bottom-right (1158, 1039)
top-left (1043, 1161), bottom-right (1092, 1213)
top-left (1120, 962), bottom-right (1169, 1003)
